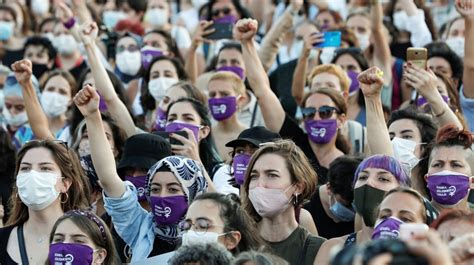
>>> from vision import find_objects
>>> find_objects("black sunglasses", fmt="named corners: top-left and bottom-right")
top-left (301, 106), bottom-right (339, 120)
top-left (212, 7), bottom-right (231, 17)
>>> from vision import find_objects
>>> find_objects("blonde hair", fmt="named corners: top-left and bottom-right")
top-left (208, 71), bottom-right (246, 96)
top-left (308, 64), bottom-right (350, 93)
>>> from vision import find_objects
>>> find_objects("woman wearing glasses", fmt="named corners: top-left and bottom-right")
top-left (0, 140), bottom-right (90, 264)
top-left (74, 84), bottom-right (208, 261)
top-left (236, 18), bottom-right (350, 185)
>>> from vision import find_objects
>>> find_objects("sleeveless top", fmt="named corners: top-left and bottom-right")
top-left (0, 225), bottom-right (19, 264)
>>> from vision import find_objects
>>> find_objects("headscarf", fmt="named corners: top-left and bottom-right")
top-left (145, 156), bottom-right (208, 242)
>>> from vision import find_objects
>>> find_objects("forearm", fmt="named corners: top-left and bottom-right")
top-left (428, 98), bottom-right (463, 129)
top-left (407, 10), bottom-right (433, 47)
top-left (463, 18), bottom-right (474, 98)
top-left (365, 97), bottom-right (393, 156)
top-left (291, 54), bottom-right (309, 106)
top-left (85, 111), bottom-right (125, 198)
top-left (21, 82), bottom-right (55, 140)
top-left (242, 40), bottom-right (285, 132)
top-left (72, 1), bottom-right (93, 24)
top-left (370, 3), bottom-right (392, 85)
top-left (184, 44), bottom-right (199, 84)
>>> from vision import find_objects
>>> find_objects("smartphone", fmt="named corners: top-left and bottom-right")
top-left (399, 223), bottom-right (429, 240)
top-left (314, 31), bottom-right (342, 48)
top-left (153, 131), bottom-right (189, 146)
top-left (407, 48), bottom-right (428, 69)
top-left (205, 22), bottom-right (234, 40)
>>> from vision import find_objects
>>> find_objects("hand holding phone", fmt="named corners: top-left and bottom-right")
top-left (153, 131), bottom-right (188, 146)
top-left (313, 31), bottom-right (342, 48)
top-left (205, 22), bottom-right (234, 40)
top-left (406, 47), bottom-right (428, 70)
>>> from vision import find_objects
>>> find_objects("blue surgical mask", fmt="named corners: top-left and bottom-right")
top-left (0, 21), bottom-right (14, 41)
top-left (329, 200), bottom-right (355, 222)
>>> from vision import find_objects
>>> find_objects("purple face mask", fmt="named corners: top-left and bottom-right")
top-left (49, 243), bottom-right (93, 265)
top-left (165, 121), bottom-right (200, 142)
top-left (304, 119), bottom-right (338, 144)
top-left (427, 170), bottom-right (470, 206)
top-left (208, 96), bottom-right (237, 121)
top-left (141, 46), bottom-right (164, 70)
top-left (150, 195), bottom-right (188, 225)
top-left (125, 175), bottom-right (148, 201)
top-left (216, 65), bottom-right (245, 80)
top-left (416, 95), bottom-right (449, 107)
top-left (372, 216), bottom-right (403, 240)
top-left (154, 107), bottom-right (167, 132)
top-left (233, 153), bottom-right (251, 185)
top-left (214, 15), bottom-right (238, 24)
top-left (347, 70), bottom-right (360, 96)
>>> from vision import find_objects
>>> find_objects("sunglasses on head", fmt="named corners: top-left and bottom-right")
top-left (301, 106), bottom-right (339, 120)
top-left (212, 7), bottom-right (231, 17)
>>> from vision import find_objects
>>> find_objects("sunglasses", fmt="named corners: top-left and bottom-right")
top-left (212, 7), bottom-right (231, 18)
top-left (301, 106), bottom-right (339, 120)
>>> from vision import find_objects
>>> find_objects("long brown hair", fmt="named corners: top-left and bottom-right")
top-left (302, 88), bottom-right (351, 154)
top-left (7, 140), bottom-right (91, 226)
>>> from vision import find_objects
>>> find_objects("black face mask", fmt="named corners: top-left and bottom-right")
top-left (32, 63), bottom-right (50, 80)
top-left (353, 185), bottom-right (386, 227)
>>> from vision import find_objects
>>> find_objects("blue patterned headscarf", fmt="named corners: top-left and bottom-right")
top-left (145, 156), bottom-right (208, 242)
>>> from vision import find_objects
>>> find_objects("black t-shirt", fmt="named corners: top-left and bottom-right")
top-left (268, 59), bottom-right (299, 118)
top-left (69, 60), bottom-right (88, 82)
top-left (390, 42), bottom-right (412, 61)
top-left (0, 225), bottom-right (19, 264)
top-left (279, 115), bottom-right (328, 184)
top-left (1, 49), bottom-right (24, 69)
top-left (304, 187), bottom-right (354, 239)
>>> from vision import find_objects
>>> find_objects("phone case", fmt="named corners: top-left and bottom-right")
top-left (206, 22), bottom-right (234, 40)
top-left (314, 31), bottom-right (342, 48)
top-left (407, 48), bottom-right (428, 69)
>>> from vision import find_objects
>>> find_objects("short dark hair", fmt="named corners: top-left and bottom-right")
top-left (328, 155), bottom-right (364, 204)
top-left (169, 243), bottom-right (233, 265)
top-left (24, 36), bottom-right (57, 63)
top-left (425, 41), bottom-right (464, 81)
top-left (205, 0), bottom-right (252, 21)
top-left (125, 0), bottom-right (147, 13)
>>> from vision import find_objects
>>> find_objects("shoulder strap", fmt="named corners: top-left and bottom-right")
top-left (17, 224), bottom-right (29, 265)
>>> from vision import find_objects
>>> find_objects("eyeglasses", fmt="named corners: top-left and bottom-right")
top-left (212, 7), bottom-right (231, 18)
top-left (178, 219), bottom-right (224, 234)
top-left (301, 106), bottom-right (340, 120)
top-left (116, 44), bottom-right (139, 53)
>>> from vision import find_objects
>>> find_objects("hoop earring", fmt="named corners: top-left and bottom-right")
top-left (61, 192), bottom-right (69, 204)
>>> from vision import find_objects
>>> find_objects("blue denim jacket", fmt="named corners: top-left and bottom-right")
top-left (103, 182), bottom-right (155, 262)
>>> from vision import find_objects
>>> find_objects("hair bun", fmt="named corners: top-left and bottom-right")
top-left (436, 124), bottom-right (473, 149)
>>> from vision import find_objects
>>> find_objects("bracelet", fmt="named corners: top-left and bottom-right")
top-left (63, 17), bottom-right (76, 30)
top-left (434, 108), bottom-right (446, 118)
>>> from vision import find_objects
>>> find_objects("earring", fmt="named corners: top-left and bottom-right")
top-left (294, 193), bottom-right (299, 205)
top-left (60, 192), bottom-right (69, 204)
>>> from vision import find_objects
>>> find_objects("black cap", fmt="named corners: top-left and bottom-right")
top-left (225, 126), bottom-right (281, 148)
top-left (117, 133), bottom-right (172, 173)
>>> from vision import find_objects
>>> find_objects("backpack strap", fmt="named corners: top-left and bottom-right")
top-left (17, 224), bottom-right (29, 265)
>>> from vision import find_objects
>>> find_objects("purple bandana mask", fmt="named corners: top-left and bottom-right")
top-left (125, 175), bottom-right (148, 201)
top-left (208, 96), bottom-right (237, 121)
top-left (213, 15), bottom-right (238, 24)
top-left (304, 119), bottom-right (338, 144)
top-left (165, 121), bottom-right (200, 142)
top-left (48, 243), bottom-right (93, 265)
top-left (150, 195), bottom-right (188, 225)
top-left (427, 170), bottom-right (470, 206)
top-left (154, 107), bottom-right (167, 131)
top-left (347, 70), bottom-right (360, 96)
top-left (216, 66), bottom-right (245, 80)
top-left (141, 46), bottom-right (164, 70)
top-left (233, 153), bottom-right (251, 185)
top-left (416, 95), bottom-right (449, 107)
top-left (372, 216), bottom-right (403, 240)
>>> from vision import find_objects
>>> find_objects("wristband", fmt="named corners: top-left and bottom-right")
top-left (63, 17), bottom-right (76, 30)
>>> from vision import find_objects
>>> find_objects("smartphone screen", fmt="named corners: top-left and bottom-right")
top-left (314, 31), bottom-right (342, 48)
top-left (206, 22), bottom-right (234, 40)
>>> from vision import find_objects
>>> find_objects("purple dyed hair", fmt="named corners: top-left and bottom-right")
top-left (353, 155), bottom-right (411, 187)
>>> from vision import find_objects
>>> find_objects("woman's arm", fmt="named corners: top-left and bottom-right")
top-left (399, 0), bottom-right (433, 47)
top-left (235, 19), bottom-right (285, 133)
top-left (404, 63), bottom-right (463, 128)
top-left (74, 84), bottom-right (126, 198)
top-left (11, 60), bottom-right (55, 140)
top-left (457, 0), bottom-right (474, 99)
top-left (78, 22), bottom-right (137, 137)
top-left (369, 1), bottom-right (393, 86)
top-left (358, 67), bottom-right (393, 156)
top-left (184, 20), bottom-right (214, 84)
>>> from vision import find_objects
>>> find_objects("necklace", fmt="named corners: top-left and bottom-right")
top-left (36, 236), bottom-right (44, 244)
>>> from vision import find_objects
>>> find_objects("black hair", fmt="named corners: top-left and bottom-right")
top-left (169, 242), bottom-right (233, 265)
top-left (192, 193), bottom-right (265, 254)
top-left (208, 42), bottom-right (243, 71)
top-left (327, 155), bottom-right (364, 204)
top-left (425, 41), bottom-right (464, 81)
top-left (144, 29), bottom-right (184, 64)
top-left (38, 17), bottom-right (59, 33)
top-left (140, 56), bottom-right (189, 113)
top-left (167, 97), bottom-right (222, 177)
top-left (205, 0), bottom-right (252, 21)
top-left (24, 36), bottom-right (57, 63)
top-left (388, 107), bottom-right (438, 198)
top-left (125, 0), bottom-right (147, 13)
top-left (0, 127), bottom-right (15, 224)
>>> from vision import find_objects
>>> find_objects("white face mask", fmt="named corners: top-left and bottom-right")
top-left (181, 230), bottom-right (225, 246)
top-left (16, 170), bottom-right (60, 211)
top-left (319, 47), bottom-right (337, 64)
top-left (102, 10), bottom-right (127, 29)
top-left (40, 91), bottom-right (70, 118)
top-left (31, 0), bottom-right (50, 15)
top-left (0, 90), bottom-right (4, 110)
top-left (445, 37), bottom-right (465, 58)
top-left (191, 0), bottom-right (208, 8)
top-left (43, 32), bottom-right (55, 43)
top-left (355, 32), bottom-right (370, 51)
top-left (145, 8), bottom-right (169, 27)
top-left (2, 107), bottom-right (28, 127)
top-left (116, 51), bottom-right (142, 76)
top-left (78, 139), bottom-right (91, 157)
top-left (148, 77), bottom-right (179, 101)
top-left (290, 39), bottom-right (304, 58)
top-left (53, 34), bottom-right (78, 55)
top-left (393, 11), bottom-right (409, 32)
top-left (391, 137), bottom-right (420, 174)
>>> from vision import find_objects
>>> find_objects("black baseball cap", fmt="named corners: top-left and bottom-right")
top-left (225, 126), bottom-right (281, 148)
